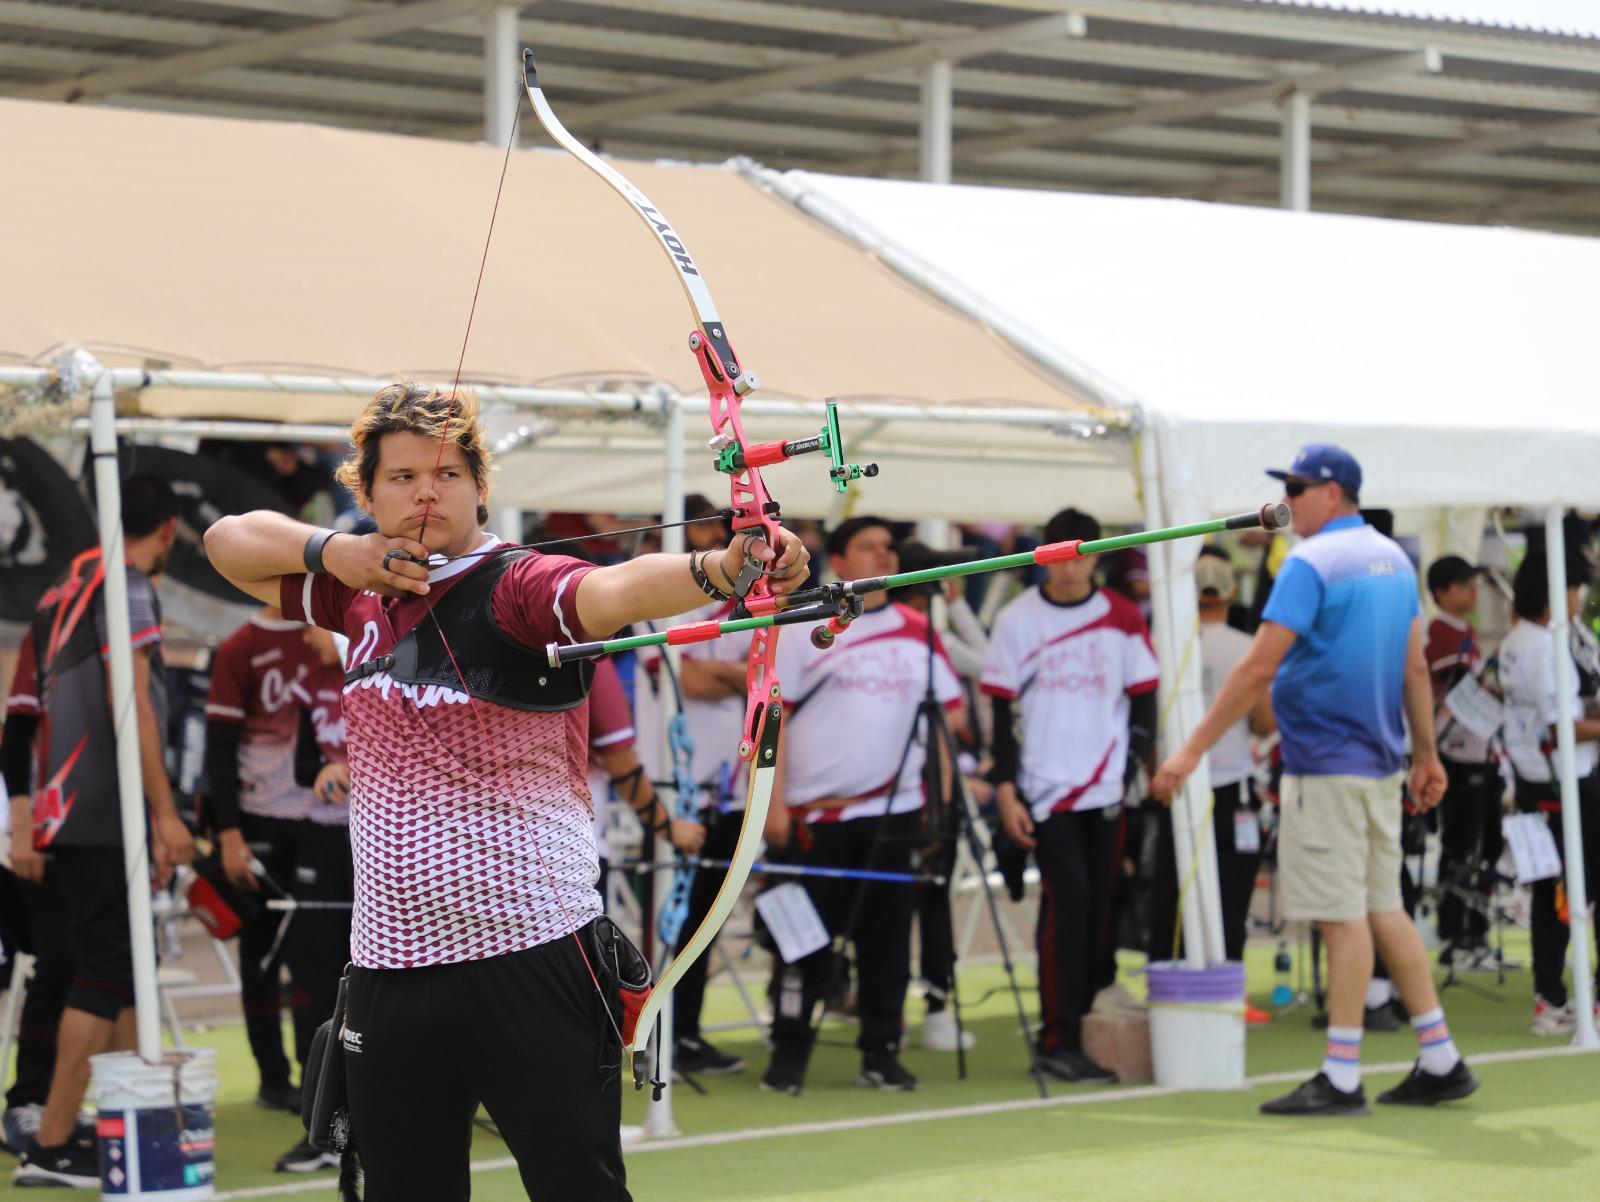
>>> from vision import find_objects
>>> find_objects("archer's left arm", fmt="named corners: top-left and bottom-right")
top-left (574, 529), bottom-right (810, 639)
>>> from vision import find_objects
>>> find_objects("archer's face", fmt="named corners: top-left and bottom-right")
top-left (831, 525), bottom-right (897, 582)
top-left (363, 432), bottom-right (485, 557)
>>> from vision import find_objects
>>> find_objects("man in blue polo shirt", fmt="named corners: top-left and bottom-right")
top-left (1154, 444), bottom-right (1478, 1116)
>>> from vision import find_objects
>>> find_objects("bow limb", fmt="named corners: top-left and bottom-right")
top-left (627, 698), bottom-right (779, 1070)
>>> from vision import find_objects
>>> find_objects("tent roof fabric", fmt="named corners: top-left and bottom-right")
top-left (783, 169), bottom-right (1600, 512)
top-left (0, 98), bottom-right (1101, 423)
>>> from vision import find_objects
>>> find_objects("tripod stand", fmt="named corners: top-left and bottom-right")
top-left (805, 599), bottom-right (1047, 1097)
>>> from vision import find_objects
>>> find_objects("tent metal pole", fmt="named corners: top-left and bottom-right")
top-left (1544, 506), bottom-right (1600, 1047)
top-left (645, 387), bottom-right (686, 1138)
top-left (88, 365), bottom-right (164, 1061)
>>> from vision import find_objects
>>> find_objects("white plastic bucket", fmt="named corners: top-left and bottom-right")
top-left (89, 1049), bottom-right (217, 1200)
top-left (1146, 960), bottom-right (1246, 1090)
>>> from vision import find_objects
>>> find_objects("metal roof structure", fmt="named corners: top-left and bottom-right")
top-left (3, 0), bottom-right (1599, 234)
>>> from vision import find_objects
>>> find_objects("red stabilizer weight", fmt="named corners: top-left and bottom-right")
top-left (743, 595), bottom-right (781, 617)
top-left (1034, 540), bottom-right (1083, 565)
top-left (667, 620), bottom-right (724, 645)
top-left (742, 440), bottom-right (791, 469)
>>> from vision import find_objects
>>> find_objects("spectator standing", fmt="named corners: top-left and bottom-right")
top-left (1154, 444), bottom-right (1476, 1117)
top-left (1148, 552), bottom-right (1274, 965)
top-left (983, 507), bottom-right (1158, 1085)
top-left (204, 608), bottom-right (319, 1113)
top-left (1425, 556), bottom-right (1503, 968)
top-left (760, 517), bottom-right (962, 1095)
top-left (1498, 550), bottom-right (1600, 1036)
top-left (13, 477), bottom-right (194, 1188)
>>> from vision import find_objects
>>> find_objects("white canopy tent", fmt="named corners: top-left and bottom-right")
top-left (771, 168), bottom-right (1600, 1048)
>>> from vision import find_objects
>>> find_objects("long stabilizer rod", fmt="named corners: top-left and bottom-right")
top-left (548, 502), bottom-right (1290, 666)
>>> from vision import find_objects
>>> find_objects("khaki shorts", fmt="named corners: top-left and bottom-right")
top-left (1279, 772), bottom-right (1406, 922)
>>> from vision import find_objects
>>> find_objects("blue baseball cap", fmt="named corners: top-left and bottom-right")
top-left (1266, 443), bottom-right (1362, 494)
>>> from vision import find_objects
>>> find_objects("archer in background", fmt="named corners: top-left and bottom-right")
top-left (759, 517), bottom-right (963, 1096)
top-left (204, 382), bottom-right (809, 1202)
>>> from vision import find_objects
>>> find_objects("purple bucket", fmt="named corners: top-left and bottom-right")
top-left (1145, 960), bottom-right (1245, 1005)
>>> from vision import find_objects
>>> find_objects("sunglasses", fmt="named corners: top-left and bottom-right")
top-left (1284, 478), bottom-right (1321, 498)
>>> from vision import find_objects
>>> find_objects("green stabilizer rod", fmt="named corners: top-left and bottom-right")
top-left (545, 501), bottom-right (1289, 667)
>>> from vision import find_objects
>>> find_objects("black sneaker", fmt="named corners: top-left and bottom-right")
top-left (275, 1136), bottom-right (339, 1173)
top-left (675, 1037), bottom-right (746, 1077)
top-left (1037, 1047), bottom-right (1117, 1084)
top-left (857, 1052), bottom-right (919, 1092)
top-left (1259, 1072), bottom-right (1370, 1116)
top-left (759, 1053), bottom-right (807, 1096)
top-left (1376, 1059), bottom-right (1480, 1107)
top-left (256, 1080), bottom-right (299, 1112)
top-left (15, 1136), bottom-right (99, 1188)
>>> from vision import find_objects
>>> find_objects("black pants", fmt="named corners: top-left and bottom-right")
top-left (51, 846), bottom-right (133, 1021)
top-left (238, 813), bottom-right (311, 1087)
top-left (283, 820), bottom-right (353, 1034)
top-left (5, 865), bottom-right (74, 1109)
top-left (344, 931), bottom-right (630, 1202)
top-left (1147, 781), bottom-right (1261, 964)
top-left (916, 824), bottom-right (960, 1015)
top-left (670, 814), bottom-right (741, 1042)
top-left (1437, 759), bottom-right (1504, 943)
top-left (1516, 773), bottom-right (1600, 1007)
top-left (769, 810), bottom-right (919, 1060)
top-left (1034, 805), bottom-right (1124, 1053)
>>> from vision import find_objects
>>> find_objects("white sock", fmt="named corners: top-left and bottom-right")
top-left (1410, 1007), bottom-right (1461, 1075)
top-left (1321, 1025), bottom-right (1363, 1093)
top-left (1365, 978), bottom-right (1394, 1008)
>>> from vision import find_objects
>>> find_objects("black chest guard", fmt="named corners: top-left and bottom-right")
top-left (346, 550), bottom-right (593, 712)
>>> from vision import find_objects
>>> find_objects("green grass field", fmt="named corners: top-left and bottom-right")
top-left (16, 938), bottom-right (1595, 1201)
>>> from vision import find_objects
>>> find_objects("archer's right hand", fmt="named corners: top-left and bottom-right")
top-left (219, 828), bottom-right (259, 891)
top-left (324, 532), bottom-right (433, 599)
top-left (996, 783), bottom-right (1036, 850)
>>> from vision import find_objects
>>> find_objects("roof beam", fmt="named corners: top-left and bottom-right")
top-left (834, 48), bottom-right (1440, 174)
top-left (10, 0), bottom-right (483, 102)
top-left (555, 11), bottom-right (1085, 131)
top-left (1202, 111), bottom-right (1600, 197)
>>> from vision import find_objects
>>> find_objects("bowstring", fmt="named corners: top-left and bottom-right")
top-left (409, 87), bottom-right (626, 1058)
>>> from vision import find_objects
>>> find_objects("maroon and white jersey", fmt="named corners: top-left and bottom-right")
top-left (206, 616), bottom-right (316, 822)
top-left (280, 536), bottom-right (601, 970)
top-left (982, 586), bottom-right (1159, 820)
top-left (290, 660), bottom-right (350, 828)
top-left (776, 602), bottom-right (961, 825)
top-left (585, 657), bottom-right (635, 861)
top-left (1427, 612), bottom-right (1491, 764)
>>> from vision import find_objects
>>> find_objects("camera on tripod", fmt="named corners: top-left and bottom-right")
top-left (895, 539), bottom-right (982, 599)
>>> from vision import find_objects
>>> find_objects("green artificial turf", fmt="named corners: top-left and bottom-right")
top-left (12, 934), bottom-right (1593, 1201)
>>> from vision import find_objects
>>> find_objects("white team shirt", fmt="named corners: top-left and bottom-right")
top-left (777, 602), bottom-right (962, 825)
top-left (1200, 621), bottom-right (1255, 789)
top-left (1499, 618), bottom-right (1598, 783)
top-left (982, 586), bottom-right (1159, 820)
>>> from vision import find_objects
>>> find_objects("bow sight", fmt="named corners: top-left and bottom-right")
top-left (710, 398), bottom-right (879, 495)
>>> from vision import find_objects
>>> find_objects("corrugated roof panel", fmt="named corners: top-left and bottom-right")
top-left (1239, 1), bottom-right (1600, 40)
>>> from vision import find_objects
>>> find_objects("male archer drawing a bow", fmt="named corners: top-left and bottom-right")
top-left (205, 381), bottom-right (810, 1202)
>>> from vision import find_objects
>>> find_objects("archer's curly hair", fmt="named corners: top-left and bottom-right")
top-left (335, 381), bottom-right (493, 523)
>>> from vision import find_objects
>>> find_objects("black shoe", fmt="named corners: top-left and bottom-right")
top-left (675, 1036), bottom-right (745, 1077)
top-left (1036, 1047), bottom-right (1117, 1084)
top-left (275, 1136), bottom-right (339, 1173)
top-left (1259, 1072), bottom-right (1370, 1116)
top-left (256, 1080), bottom-right (299, 1112)
top-left (15, 1136), bottom-right (99, 1188)
top-left (70, 1118), bottom-right (96, 1153)
top-left (759, 1053), bottom-right (807, 1096)
top-left (1377, 1059), bottom-right (1480, 1107)
top-left (857, 1052), bottom-right (919, 1092)
top-left (1363, 1001), bottom-right (1402, 1032)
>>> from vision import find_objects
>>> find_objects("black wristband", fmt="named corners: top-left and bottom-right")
top-left (302, 528), bottom-right (338, 574)
top-left (689, 550), bottom-right (733, 602)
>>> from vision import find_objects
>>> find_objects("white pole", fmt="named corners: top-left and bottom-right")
top-left (1138, 431), bottom-right (1207, 966)
top-left (1279, 89), bottom-right (1311, 212)
top-left (492, 506), bottom-right (523, 544)
top-left (919, 60), bottom-right (953, 185)
top-left (1544, 506), bottom-right (1599, 1047)
top-left (644, 391), bottom-right (686, 1138)
top-left (89, 369), bottom-right (163, 1061)
top-left (483, 5), bottom-right (520, 147)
